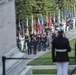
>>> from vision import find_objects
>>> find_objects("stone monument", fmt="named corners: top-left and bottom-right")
top-left (0, 0), bottom-right (32, 75)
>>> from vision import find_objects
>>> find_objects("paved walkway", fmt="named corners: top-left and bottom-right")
top-left (23, 28), bottom-right (76, 75)
top-left (65, 28), bottom-right (76, 40)
top-left (24, 28), bottom-right (76, 64)
top-left (33, 74), bottom-right (76, 75)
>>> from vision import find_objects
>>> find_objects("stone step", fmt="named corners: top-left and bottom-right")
top-left (32, 65), bottom-right (76, 69)
top-left (19, 66), bottom-right (32, 75)
top-left (6, 60), bottom-right (26, 75)
top-left (5, 51), bottom-right (26, 75)
top-left (1, 49), bottom-right (32, 75)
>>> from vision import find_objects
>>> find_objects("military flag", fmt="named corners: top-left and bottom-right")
top-left (31, 15), bottom-right (33, 34)
top-left (49, 14), bottom-right (52, 28)
top-left (26, 17), bottom-right (29, 35)
top-left (37, 16), bottom-right (41, 33)
top-left (18, 20), bottom-right (22, 39)
top-left (33, 16), bottom-right (36, 34)
top-left (18, 20), bottom-right (21, 31)
top-left (41, 16), bottom-right (44, 29)
top-left (46, 12), bottom-right (49, 27)
top-left (21, 19), bottom-right (25, 37)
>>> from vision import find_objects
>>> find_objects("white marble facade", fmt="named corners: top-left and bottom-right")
top-left (0, 0), bottom-right (16, 58)
top-left (0, 0), bottom-right (32, 75)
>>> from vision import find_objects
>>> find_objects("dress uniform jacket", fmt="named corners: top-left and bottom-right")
top-left (26, 40), bottom-right (32, 48)
top-left (52, 36), bottom-right (71, 62)
top-left (32, 39), bottom-right (38, 54)
top-left (26, 39), bottom-right (33, 54)
top-left (36, 36), bottom-right (41, 44)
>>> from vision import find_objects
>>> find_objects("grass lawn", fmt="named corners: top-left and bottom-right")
top-left (27, 38), bottom-right (76, 65)
top-left (33, 69), bottom-right (76, 74)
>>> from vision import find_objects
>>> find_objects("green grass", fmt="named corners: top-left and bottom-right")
top-left (33, 69), bottom-right (57, 74)
top-left (33, 69), bottom-right (76, 74)
top-left (27, 38), bottom-right (76, 65)
top-left (70, 38), bottom-right (76, 49)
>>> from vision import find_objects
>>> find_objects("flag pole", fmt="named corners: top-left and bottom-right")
top-left (26, 17), bottom-right (29, 36)
top-left (32, 14), bottom-right (33, 34)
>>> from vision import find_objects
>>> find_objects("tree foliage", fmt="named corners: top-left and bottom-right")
top-left (15, 0), bottom-right (75, 25)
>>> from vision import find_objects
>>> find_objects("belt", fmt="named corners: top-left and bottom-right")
top-left (56, 49), bottom-right (67, 52)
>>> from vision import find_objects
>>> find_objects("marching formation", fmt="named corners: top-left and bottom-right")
top-left (17, 29), bottom-right (54, 55)
top-left (16, 14), bottom-right (76, 55)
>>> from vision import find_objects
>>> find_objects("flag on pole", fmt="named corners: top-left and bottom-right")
top-left (18, 20), bottom-right (21, 31)
top-left (31, 15), bottom-right (33, 34)
top-left (53, 12), bottom-right (56, 26)
top-left (41, 16), bottom-right (44, 27)
top-left (18, 20), bottom-right (21, 34)
top-left (37, 16), bottom-right (41, 33)
top-left (49, 14), bottom-right (52, 28)
top-left (58, 9), bottom-right (61, 24)
top-left (18, 20), bottom-right (21, 39)
top-left (46, 13), bottom-right (49, 27)
top-left (40, 16), bottom-right (44, 32)
top-left (26, 17), bottom-right (29, 35)
top-left (63, 9), bottom-right (66, 17)
top-left (33, 16), bottom-right (36, 34)
top-left (21, 19), bottom-right (25, 37)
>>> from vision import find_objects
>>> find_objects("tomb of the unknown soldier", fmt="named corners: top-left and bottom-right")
top-left (0, 0), bottom-right (32, 75)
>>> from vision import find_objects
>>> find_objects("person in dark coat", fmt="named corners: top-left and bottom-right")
top-left (16, 36), bottom-right (20, 49)
top-left (26, 36), bottom-right (32, 55)
top-left (36, 34), bottom-right (41, 51)
top-left (41, 34), bottom-right (47, 51)
top-left (51, 30), bottom-right (71, 75)
top-left (32, 36), bottom-right (37, 54)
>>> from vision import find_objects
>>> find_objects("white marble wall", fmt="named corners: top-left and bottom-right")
top-left (0, 0), bottom-right (16, 58)
top-left (0, 1), bottom-right (32, 75)
top-left (0, 0), bottom-right (17, 74)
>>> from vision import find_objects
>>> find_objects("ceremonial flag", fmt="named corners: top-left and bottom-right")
top-left (26, 17), bottom-right (29, 35)
top-left (49, 14), bottom-right (52, 28)
top-left (31, 15), bottom-right (33, 34)
top-left (53, 12), bottom-right (56, 26)
top-left (37, 16), bottom-right (41, 33)
top-left (33, 16), bottom-right (36, 34)
top-left (18, 20), bottom-right (21, 33)
top-left (21, 19), bottom-right (25, 37)
top-left (58, 9), bottom-right (61, 24)
top-left (41, 16), bottom-right (44, 26)
top-left (46, 14), bottom-right (49, 27)
top-left (40, 16), bottom-right (44, 32)
top-left (18, 20), bottom-right (21, 39)
top-left (63, 9), bottom-right (66, 17)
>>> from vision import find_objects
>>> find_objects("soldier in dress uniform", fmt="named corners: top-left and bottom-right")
top-left (51, 29), bottom-right (71, 75)
top-left (36, 34), bottom-right (41, 51)
top-left (32, 36), bottom-right (37, 54)
top-left (26, 36), bottom-right (32, 55)
top-left (41, 34), bottom-right (47, 51)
